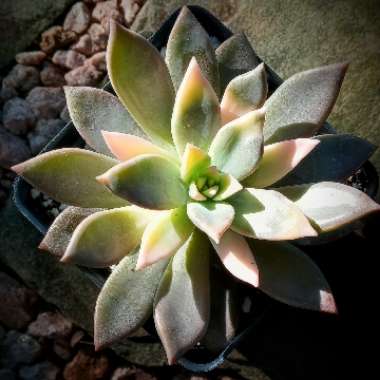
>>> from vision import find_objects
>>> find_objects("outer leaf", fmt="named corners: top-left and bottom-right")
top-left (211, 230), bottom-right (259, 287)
top-left (107, 21), bottom-right (175, 151)
top-left (166, 6), bottom-right (219, 94)
top-left (102, 131), bottom-right (171, 161)
top-left (64, 87), bottom-right (146, 156)
top-left (180, 143), bottom-right (210, 183)
top-left (137, 207), bottom-right (194, 270)
top-left (12, 148), bottom-right (127, 208)
top-left (243, 138), bottom-right (320, 188)
top-left (187, 201), bottom-right (234, 243)
top-left (229, 188), bottom-right (317, 240)
top-left (209, 110), bottom-right (264, 180)
top-left (215, 33), bottom-right (260, 93)
top-left (274, 134), bottom-right (377, 186)
top-left (171, 58), bottom-right (220, 157)
top-left (39, 207), bottom-right (102, 257)
top-left (221, 63), bottom-right (267, 125)
top-left (278, 182), bottom-right (380, 232)
top-left (249, 240), bottom-right (337, 313)
top-left (263, 63), bottom-right (348, 144)
top-left (95, 250), bottom-right (168, 350)
top-left (61, 206), bottom-right (157, 267)
top-left (97, 154), bottom-right (187, 210)
top-left (154, 230), bottom-right (210, 364)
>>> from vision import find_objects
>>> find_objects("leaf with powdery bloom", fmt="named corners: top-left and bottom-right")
top-left (107, 21), bottom-right (175, 152)
top-left (166, 6), bottom-right (219, 94)
top-left (97, 154), bottom-right (187, 210)
top-left (180, 144), bottom-right (210, 184)
top-left (216, 33), bottom-right (260, 93)
top-left (243, 138), bottom-right (320, 188)
top-left (221, 63), bottom-right (267, 125)
top-left (249, 240), bottom-right (337, 313)
top-left (61, 206), bottom-right (158, 268)
top-left (229, 188), bottom-right (317, 240)
top-left (39, 207), bottom-right (102, 257)
top-left (12, 148), bottom-right (128, 208)
top-left (136, 207), bottom-right (194, 270)
top-left (277, 182), bottom-right (380, 232)
top-left (187, 201), bottom-right (234, 243)
top-left (102, 131), bottom-right (172, 161)
top-left (171, 58), bottom-right (220, 157)
top-left (209, 110), bottom-right (264, 181)
top-left (64, 87), bottom-right (146, 156)
top-left (211, 230), bottom-right (259, 288)
top-left (263, 63), bottom-right (348, 144)
top-left (95, 250), bottom-right (168, 350)
top-left (154, 230), bottom-right (210, 364)
top-left (213, 173), bottom-right (243, 201)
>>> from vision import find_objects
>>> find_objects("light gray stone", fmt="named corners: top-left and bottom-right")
top-left (2, 65), bottom-right (40, 94)
top-left (40, 63), bottom-right (66, 87)
top-left (15, 51), bottom-right (47, 66)
top-left (52, 50), bottom-right (86, 70)
top-left (19, 361), bottom-right (59, 380)
top-left (2, 97), bottom-right (36, 135)
top-left (26, 87), bottom-right (65, 119)
top-left (63, 2), bottom-right (91, 35)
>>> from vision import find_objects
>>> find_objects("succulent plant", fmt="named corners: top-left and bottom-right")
top-left (13, 7), bottom-right (380, 364)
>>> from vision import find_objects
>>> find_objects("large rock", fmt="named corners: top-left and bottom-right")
top-left (0, 0), bottom-right (77, 69)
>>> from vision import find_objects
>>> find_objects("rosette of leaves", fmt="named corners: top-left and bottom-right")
top-left (13, 7), bottom-right (379, 364)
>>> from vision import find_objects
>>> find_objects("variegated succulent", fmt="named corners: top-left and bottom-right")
top-left (13, 7), bottom-right (380, 364)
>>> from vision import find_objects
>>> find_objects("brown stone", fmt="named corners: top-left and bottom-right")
top-left (120, 0), bottom-right (141, 26)
top-left (111, 367), bottom-right (157, 380)
top-left (64, 65), bottom-right (103, 86)
top-left (85, 52), bottom-right (106, 71)
top-left (40, 63), bottom-right (66, 87)
top-left (92, 0), bottom-right (124, 33)
top-left (71, 34), bottom-right (93, 56)
top-left (88, 23), bottom-right (108, 53)
top-left (15, 51), bottom-right (47, 66)
top-left (63, 2), bottom-right (91, 35)
top-left (40, 26), bottom-right (77, 54)
top-left (28, 311), bottom-right (73, 339)
top-left (52, 50), bottom-right (86, 69)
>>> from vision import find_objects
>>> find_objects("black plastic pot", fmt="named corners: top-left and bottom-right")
top-left (13, 5), bottom-right (379, 374)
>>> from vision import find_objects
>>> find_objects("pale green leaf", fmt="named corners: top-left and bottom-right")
top-left (180, 143), bottom-right (210, 183)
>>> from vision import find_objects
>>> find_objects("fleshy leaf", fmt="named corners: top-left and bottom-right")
top-left (154, 230), bottom-right (210, 364)
top-left (213, 173), bottom-right (243, 201)
top-left (187, 201), bottom-right (234, 243)
top-left (97, 154), bottom-right (187, 210)
top-left (211, 230), bottom-right (259, 287)
top-left (278, 182), bottom-right (380, 232)
top-left (229, 188), bottom-right (317, 240)
top-left (263, 63), bottom-right (348, 144)
top-left (215, 33), bottom-right (260, 93)
top-left (137, 207), bottom-right (194, 270)
top-left (274, 134), bottom-right (377, 186)
top-left (180, 143), bottom-right (210, 183)
top-left (95, 250), bottom-right (168, 350)
top-left (64, 87), bottom-right (146, 156)
top-left (209, 110), bottom-right (264, 180)
top-left (171, 58), bottom-right (220, 157)
top-left (107, 21), bottom-right (175, 151)
top-left (39, 207), bottom-right (102, 257)
top-left (102, 131), bottom-right (172, 161)
top-left (221, 63), bottom-right (267, 125)
top-left (12, 148), bottom-right (127, 208)
top-left (243, 138), bottom-right (320, 188)
top-left (166, 6), bottom-right (219, 94)
top-left (61, 206), bottom-right (157, 267)
top-left (249, 240), bottom-right (337, 313)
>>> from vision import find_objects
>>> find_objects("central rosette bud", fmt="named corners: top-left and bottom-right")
top-left (189, 167), bottom-right (226, 201)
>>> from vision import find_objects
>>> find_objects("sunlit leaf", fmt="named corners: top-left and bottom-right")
top-left (180, 143), bottom-right (210, 183)
top-left (213, 173), bottom-right (243, 201)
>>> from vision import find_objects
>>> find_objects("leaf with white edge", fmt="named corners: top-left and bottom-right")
top-left (137, 207), bottom-right (194, 270)
top-left (102, 131), bottom-right (173, 161)
top-left (211, 230), bottom-right (259, 288)
top-left (12, 148), bottom-right (127, 208)
top-left (97, 154), bottom-right (187, 210)
top-left (64, 87), bottom-right (146, 156)
top-left (171, 58), bottom-right (220, 157)
top-left (95, 250), bottom-right (168, 350)
top-left (61, 206), bottom-right (158, 267)
top-left (221, 63), bottom-right (267, 125)
top-left (243, 138), bottom-right (320, 188)
top-left (209, 110), bottom-right (264, 180)
top-left (229, 188), bottom-right (317, 240)
top-left (274, 134), bottom-right (377, 186)
top-left (187, 202), bottom-right (234, 244)
top-left (107, 21), bottom-right (175, 152)
top-left (277, 182), bottom-right (380, 232)
top-left (213, 173), bottom-right (242, 201)
top-left (39, 207), bottom-right (102, 257)
top-left (180, 143), bottom-right (210, 183)
top-left (166, 6), bottom-right (219, 94)
top-left (154, 230), bottom-right (210, 364)
top-left (249, 239), bottom-right (337, 313)
top-left (263, 63), bottom-right (348, 144)
top-left (216, 33), bottom-right (260, 93)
